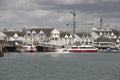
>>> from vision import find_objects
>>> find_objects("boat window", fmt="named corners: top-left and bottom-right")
top-left (27, 44), bottom-right (32, 46)
top-left (30, 47), bottom-right (35, 49)
top-left (79, 47), bottom-right (86, 48)
top-left (71, 47), bottom-right (78, 49)
top-left (25, 47), bottom-right (28, 49)
top-left (79, 47), bottom-right (94, 49)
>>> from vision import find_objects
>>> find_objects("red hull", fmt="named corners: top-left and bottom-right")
top-left (69, 50), bottom-right (98, 53)
top-left (25, 50), bottom-right (37, 53)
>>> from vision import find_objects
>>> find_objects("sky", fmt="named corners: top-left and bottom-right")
top-left (0, 0), bottom-right (120, 31)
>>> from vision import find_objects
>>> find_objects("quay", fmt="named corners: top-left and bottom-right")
top-left (0, 28), bottom-right (120, 53)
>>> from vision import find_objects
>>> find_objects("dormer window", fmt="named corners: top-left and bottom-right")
top-left (14, 33), bottom-right (18, 38)
top-left (32, 30), bottom-right (36, 34)
top-left (99, 32), bottom-right (102, 36)
top-left (26, 30), bottom-right (31, 36)
top-left (39, 30), bottom-right (44, 36)
top-left (51, 29), bottom-right (60, 37)
top-left (116, 39), bottom-right (120, 43)
top-left (31, 30), bottom-right (36, 37)
top-left (69, 35), bottom-right (73, 39)
top-left (64, 34), bottom-right (68, 38)
top-left (13, 33), bottom-right (18, 40)
top-left (111, 32), bottom-right (114, 36)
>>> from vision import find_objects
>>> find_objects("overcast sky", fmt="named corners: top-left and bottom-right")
top-left (0, 0), bottom-right (120, 31)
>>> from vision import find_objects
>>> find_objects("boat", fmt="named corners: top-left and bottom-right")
top-left (56, 44), bottom-right (98, 53)
top-left (21, 44), bottom-right (37, 52)
top-left (55, 47), bottom-right (69, 53)
top-left (69, 44), bottom-right (98, 53)
top-left (106, 47), bottom-right (120, 53)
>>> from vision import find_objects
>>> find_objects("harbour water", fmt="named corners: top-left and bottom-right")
top-left (0, 52), bottom-right (120, 80)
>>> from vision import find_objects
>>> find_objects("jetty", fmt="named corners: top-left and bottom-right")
top-left (0, 40), bottom-right (4, 57)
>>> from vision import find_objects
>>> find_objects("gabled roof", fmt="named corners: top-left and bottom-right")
top-left (9, 37), bottom-right (15, 41)
top-left (94, 30), bottom-right (120, 37)
top-left (3, 31), bottom-right (25, 37)
top-left (39, 30), bottom-right (44, 34)
top-left (76, 32), bottom-right (91, 37)
top-left (31, 30), bottom-right (36, 34)
top-left (0, 31), bottom-right (6, 37)
top-left (51, 29), bottom-right (59, 34)
top-left (28, 28), bottom-right (54, 37)
top-left (95, 37), bottom-right (113, 42)
top-left (90, 32), bottom-right (99, 40)
top-left (13, 33), bottom-right (18, 37)
top-left (60, 31), bottom-right (70, 38)
top-left (112, 30), bottom-right (120, 36)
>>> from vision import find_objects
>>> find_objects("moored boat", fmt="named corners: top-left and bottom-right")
top-left (69, 44), bottom-right (98, 53)
top-left (106, 47), bottom-right (120, 52)
top-left (56, 44), bottom-right (98, 53)
top-left (21, 44), bottom-right (37, 53)
top-left (55, 47), bottom-right (69, 53)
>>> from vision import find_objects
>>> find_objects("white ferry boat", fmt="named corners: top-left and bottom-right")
top-left (56, 44), bottom-right (98, 53)
top-left (69, 44), bottom-right (98, 53)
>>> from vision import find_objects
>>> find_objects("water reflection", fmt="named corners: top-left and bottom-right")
top-left (0, 52), bottom-right (120, 80)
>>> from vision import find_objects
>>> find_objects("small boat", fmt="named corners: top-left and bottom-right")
top-left (107, 47), bottom-right (120, 52)
top-left (56, 44), bottom-right (98, 53)
top-left (21, 44), bottom-right (37, 53)
top-left (55, 47), bottom-right (69, 53)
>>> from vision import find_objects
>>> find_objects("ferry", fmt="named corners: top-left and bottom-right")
top-left (56, 44), bottom-right (98, 53)
top-left (69, 44), bottom-right (98, 53)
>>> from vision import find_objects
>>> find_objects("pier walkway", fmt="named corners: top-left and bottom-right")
top-left (38, 42), bottom-right (62, 48)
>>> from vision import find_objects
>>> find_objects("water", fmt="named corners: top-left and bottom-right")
top-left (0, 52), bottom-right (120, 80)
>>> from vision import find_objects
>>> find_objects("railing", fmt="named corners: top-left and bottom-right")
top-left (38, 42), bottom-right (62, 48)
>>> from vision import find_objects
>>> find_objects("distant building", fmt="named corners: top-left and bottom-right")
top-left (3, 30), bottom-right (25, 41)
top-left (76, 32), bottom-right (94, 45)
top-left (2, 27), bottom-right (119, 49)
top-left (91, 29), bottom-right (120, 48)
top-left (24, 28), bottom-right (54, 43)
top-left (0, 31), bottom-right (7, 40)
top-left (94, 37), bottom-right (113, 49)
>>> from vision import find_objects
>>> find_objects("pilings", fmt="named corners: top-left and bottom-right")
top-left (0, 40), bottom-right (4, 57)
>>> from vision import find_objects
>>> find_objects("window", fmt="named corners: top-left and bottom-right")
top-left (55, 38), bottom-right (58, 40)
top-left (71, 47), bottom-right (78, 49)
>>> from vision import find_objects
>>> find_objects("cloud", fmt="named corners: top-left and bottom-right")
top-left (0, 0), bottom-right (120, 31)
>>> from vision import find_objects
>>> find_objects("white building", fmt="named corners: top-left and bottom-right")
top-left (0, 31), bottom-right (7, 40)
